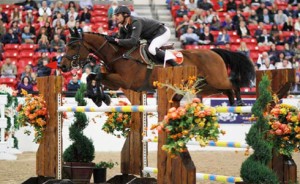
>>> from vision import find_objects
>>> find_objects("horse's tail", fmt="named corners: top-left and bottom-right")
top-left (211, 48), bottom-right (256, 87)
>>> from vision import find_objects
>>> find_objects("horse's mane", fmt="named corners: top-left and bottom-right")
top-left (84, 32), bottom-right (107, 37)
top-left (68, 32), bottom-right (107, 45)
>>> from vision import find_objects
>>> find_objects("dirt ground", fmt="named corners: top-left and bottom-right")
top-left (0, 151), bottom-right (299, 184)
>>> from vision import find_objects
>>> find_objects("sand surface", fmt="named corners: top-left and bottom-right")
top-left (0, 151), bottom-right (299, 184)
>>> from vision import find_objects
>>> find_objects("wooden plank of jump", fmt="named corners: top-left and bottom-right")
top-left (36, 76), bottom-right (62, 177)
top-left (121, 90), bottom-right (146, 176)
top-left (157, 66), bottom-right (197, 184)
top-left (256, 69), bottom-right (295, 98)
top-left (256, 69), bottom-right (297, 184)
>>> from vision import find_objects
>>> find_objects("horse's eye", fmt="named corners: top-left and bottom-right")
top-left (69, 44), bottom-right (77, 49)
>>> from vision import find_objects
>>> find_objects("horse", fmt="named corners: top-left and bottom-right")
top-left (60, 31), bottom-right (255, 106)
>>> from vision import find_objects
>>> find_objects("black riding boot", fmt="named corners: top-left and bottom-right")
top-left (155, 49), bottom-right (179, 66)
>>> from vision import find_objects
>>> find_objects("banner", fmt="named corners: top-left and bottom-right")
top-left (206, 98), bottom-right (256, 124)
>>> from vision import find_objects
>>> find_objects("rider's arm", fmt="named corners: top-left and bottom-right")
top-left (117, 19), bottom-right (142, 48)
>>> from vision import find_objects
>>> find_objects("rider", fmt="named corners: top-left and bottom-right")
top-left (106, 5), bottom-right (179, 66)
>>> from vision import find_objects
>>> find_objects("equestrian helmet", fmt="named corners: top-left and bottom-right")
top-left (114, 5), bottom-right (131, 16)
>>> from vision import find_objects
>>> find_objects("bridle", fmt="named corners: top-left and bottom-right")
top-left (63, 36), bottom-right (110, 70)
top-left (64, 39), bottom-right (84, 69)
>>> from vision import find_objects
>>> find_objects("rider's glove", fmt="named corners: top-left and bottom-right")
top-left (105, 35), bottom-right (117, 44)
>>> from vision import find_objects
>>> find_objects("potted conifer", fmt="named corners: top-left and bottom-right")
top-left (62, 84), bottom-right (95, 184)
top-left (93, 161), bottom-right (118, 183)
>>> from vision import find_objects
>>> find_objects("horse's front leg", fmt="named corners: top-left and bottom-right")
top-left (99, 73), bottom-right (131, 90)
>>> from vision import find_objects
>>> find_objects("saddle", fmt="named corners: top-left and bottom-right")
top-left (120, 41), bottom-right (182, 67)
top-left (139, 42), bottom-right (174, 65)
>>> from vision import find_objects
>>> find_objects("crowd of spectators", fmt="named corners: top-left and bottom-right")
top-left (171, 0), bottom-right (300, 90)
top-left (0, 0), bottom-right (116, 94)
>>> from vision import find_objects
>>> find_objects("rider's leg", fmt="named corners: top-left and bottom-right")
top-left (155, 49), bottom-right (179, 66)
top-left (147, 26), bottom-right (179, 66)
top-left (148, 26), bottom-right (171, 55)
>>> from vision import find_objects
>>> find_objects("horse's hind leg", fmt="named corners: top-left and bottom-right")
top-left (224, 89), bottom-right (235, 106)
top-left (234, 88), bottom-right (245, 106)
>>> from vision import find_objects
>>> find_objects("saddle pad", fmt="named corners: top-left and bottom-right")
top-left (166, 50), bottom-right (184, 64)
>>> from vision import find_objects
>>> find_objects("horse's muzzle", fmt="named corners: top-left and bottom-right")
top-left (60, 65), bottom-right (68, 72)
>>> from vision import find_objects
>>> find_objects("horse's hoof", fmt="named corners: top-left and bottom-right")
top-left (103, 94), bottom-right (111, 106)
top-left (96, 99), bottom-right (103, 107)
top-left (92, 97), bottom-right (102, 107)
top-left (236, 100), bottom-right (246, 106)
top-left (172, 94), bottom-right (184, 102)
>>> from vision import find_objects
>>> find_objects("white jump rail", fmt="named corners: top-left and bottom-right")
top-left (143, 167), bottom-right (243, 183)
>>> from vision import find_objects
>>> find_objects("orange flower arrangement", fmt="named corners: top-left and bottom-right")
top-left (16, 89), bottom-right (48, 143)
top-left (152, 76), bottom-right (222, 157)
top-left (102, 100), bottom-right (132, 138)
top-left (152, 97), bottom-right (221, 157)
top-left (266, 102), bottom-right (300, 157)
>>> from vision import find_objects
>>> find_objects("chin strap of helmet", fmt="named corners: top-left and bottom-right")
top-left (121, 14), bottom-right (130, 25)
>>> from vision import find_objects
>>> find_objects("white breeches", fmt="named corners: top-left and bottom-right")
top-left (148, 26), bottom-right (171, 55)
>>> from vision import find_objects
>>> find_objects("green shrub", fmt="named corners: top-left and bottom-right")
top-left (240, 75), bottom-right (279, 184)
top-left (63, 84), bottom-right (95, 162)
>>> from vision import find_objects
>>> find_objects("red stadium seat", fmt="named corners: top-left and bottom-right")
top-left (2, 50), bottom-right (19, 59)
top-left (187, 11), bottom-right (194, 18)
top-left (19, 51), bottom-right (35, 59)
top-left (278, 24), bottom-right (283, 31)
top-left (247, 44), bottom-right (259, 51)
top-left (91, 10), bottom-right (107, 17)
top-left (17, 66), bottom-right (24, 75)
top-left (92, 23), bottom-right (109, 32)
top-left (281, 31), bottom-right (293, 37)
top-left (277, 4), bottom-right (287, 10)
top-left (91, 16), bottom-right (108, 23)
top-left (227, 11), bottom-right (236, 18)
top-left (241, 38), bottom-right (257, 44)
top-left (0, 4), bottom-right (14, 10)
top-left (4, 44), bottom-right (19, 51)
top-left (263, 24), bottom-right (272, 31)
top-left (230, 37), bottom-right (241, 44)
top-left (175, 17), bottom-right (184, 27)
top-left (18, 44), bottom-right (38, 52)
top-left (210, 30), bottom-right (220, 37)
top-left (171, 5), bottom-right (180, 17)
top-left (241, 12), bottom-right (250, 19)
top-left (18, 58), bottom-right (36, 67)
top-left (32, 23), bottom-right (40, 32)
top-left (248, 24), bottom-right (258, 31)
top-left (184, 45), bottom-right (200, 49)
top-left (0, 78), bottom-right (17, 89)
top-left (231, 44), bottom-right (239, 51)
top-left (276, 45), bottom-right (284, 50)
top-left (93, 4), bottom-right (109, 11)
top-left (250, 51), bottom-right (260, 61)
top-left (257, 45), bottom-right (271, 51)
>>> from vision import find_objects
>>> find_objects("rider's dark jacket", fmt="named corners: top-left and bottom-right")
top-left (117, 16), bottom-right (165, 48)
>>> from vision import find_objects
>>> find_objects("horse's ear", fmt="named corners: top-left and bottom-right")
top-left (69, 28), bottom-right (75, 37)
top-left (73, 27), bottom-right (80, 38)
